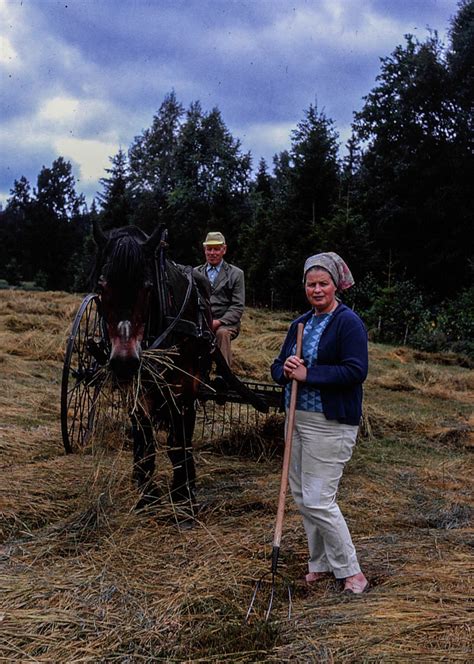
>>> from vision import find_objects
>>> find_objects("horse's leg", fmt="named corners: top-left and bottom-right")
top-left (167, 398), bottom-right (197, 515)
top-left (131, 412), bottom-right (160, 507)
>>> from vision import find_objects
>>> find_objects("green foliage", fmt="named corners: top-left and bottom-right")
top-left (97, 149), bottom-right (132, 229)
top-left (127, 94), bottom-right (252, 264)
top-left (352, 26), bottom-right (473, 298)
top-left (253, 103), bottom-right (340, 310)
top-left (34, 270), bottom-right (48, 290)
top-left (342, 272), bottom-right (380, 313)
top-left (0, 159), bottom-right (90, 291)
top-left (363, 279), bottom-right (428, 344)
top-left (411, 287), bottom-right (474, 357)
top-left (448, 0), bottom-right (474, 118)
top-left (5, 258), bottom-right (22, 286)
top-left (36, 156), bottom-right (85, 219)
top-left (348, 278), bottom-right (474, 359)
top-left (19, 281), bottom-right (44, 291)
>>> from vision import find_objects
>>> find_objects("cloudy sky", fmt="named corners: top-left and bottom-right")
top-left (0, 0), bottom-right (458, 207)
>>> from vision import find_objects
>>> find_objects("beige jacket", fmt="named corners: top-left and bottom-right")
top-left (194, 260), bottom-right (245, 331)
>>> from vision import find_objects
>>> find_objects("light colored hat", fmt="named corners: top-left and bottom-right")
top-left (203, 231), bottom-right (226, 246)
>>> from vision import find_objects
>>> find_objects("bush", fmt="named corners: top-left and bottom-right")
top-left (347, 279), bottom-right (474, 359)
top-left (411, 287), bottom-right (474, 358)
top-left (18, 281), bottom-right (44, 292)
top-left (360, 279), bottom-right (427, 344)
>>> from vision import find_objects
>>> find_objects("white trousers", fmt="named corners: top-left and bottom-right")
top-left (288, 410), bottom-right (360, 579)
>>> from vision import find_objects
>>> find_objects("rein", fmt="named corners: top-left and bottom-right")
top-left (148, 265), bottom-right (194, 350)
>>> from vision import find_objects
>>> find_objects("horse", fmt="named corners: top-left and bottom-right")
top-left (92, 221), bottom-right (214, 515)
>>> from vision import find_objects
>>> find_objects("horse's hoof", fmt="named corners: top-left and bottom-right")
top-left (176, 515), bottom-right (197, 530)
top-left (170, 486), bottom-right (196, 504)
top-left (135, 486), bottom-right (162, 511)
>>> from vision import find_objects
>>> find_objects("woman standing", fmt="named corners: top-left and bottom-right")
top-left (271, 252), bottom-right (368, 593)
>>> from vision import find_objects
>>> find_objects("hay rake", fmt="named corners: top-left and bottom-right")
top-left (195, 380), bottom-right (282, 443)
top-left (246, 323), bottom-right (303, 622)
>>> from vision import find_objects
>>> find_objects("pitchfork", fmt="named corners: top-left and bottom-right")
top-left (246, 322), bottom-right (304, 622)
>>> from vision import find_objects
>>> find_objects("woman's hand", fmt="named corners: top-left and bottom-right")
top-left (283, 356), bottom-right (307, 382)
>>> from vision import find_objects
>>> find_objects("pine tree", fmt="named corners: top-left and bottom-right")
top-left (97, 149), bottom-right (132, 229)
top-left (352, 24), bottom-right (473, 298)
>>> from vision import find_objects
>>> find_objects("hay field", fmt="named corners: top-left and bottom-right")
top-left (0, 290), bottom-right (473, 662)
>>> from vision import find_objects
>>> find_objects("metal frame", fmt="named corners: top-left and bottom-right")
top-left (60, 294), bottom-right (108, 453)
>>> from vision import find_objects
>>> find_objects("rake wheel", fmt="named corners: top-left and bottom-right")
top-left (60, 294), bottom-right (109, 454)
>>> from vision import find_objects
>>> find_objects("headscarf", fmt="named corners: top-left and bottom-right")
top-left (303, 252), bottom-right (355, 290)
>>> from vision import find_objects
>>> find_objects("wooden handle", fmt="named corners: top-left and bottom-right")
top-left (272, 322), bottom-right (304, 550)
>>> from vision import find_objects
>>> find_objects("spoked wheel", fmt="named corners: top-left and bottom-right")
top-left (61, 294), bottom-right (109, 453)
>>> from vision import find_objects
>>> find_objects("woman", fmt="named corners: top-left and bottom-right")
top-left (271, 252), bottom-right (368, 594)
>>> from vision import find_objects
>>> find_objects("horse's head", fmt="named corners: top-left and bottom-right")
top-left (93, 221), bottom-right (163, 380)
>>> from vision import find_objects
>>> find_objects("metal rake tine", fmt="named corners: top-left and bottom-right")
top-left (286, 579), bottom-right (293, 620)
top-left (246, 571), bottom-right (269, 622)
top-left (265, 573), bottom-right (276, 622)
top-left (246, 569), bottom-right (293, 622)
top-left (245, 579), bottom-right (261, 622)
top-left (266, 570), bottom-right (293, 622)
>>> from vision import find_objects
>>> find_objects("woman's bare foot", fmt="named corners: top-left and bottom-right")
top-left (343, 572), bottom-right (368, 594)
top-left (305, 571), bottom-right (327, 585)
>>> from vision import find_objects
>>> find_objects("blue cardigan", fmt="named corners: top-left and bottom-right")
top-left (271, 303), bottom-right (368, 426)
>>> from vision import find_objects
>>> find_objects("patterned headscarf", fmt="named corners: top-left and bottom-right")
top-left (303, 252), bottom-right (355, 290)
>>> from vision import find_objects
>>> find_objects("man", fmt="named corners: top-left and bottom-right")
top-left (195, 231), bottom-right (245, 367)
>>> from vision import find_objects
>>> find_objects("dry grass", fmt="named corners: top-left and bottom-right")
top-left (0, 290), bottom-right (473, 662)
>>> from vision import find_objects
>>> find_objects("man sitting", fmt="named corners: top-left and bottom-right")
top-left (194, 231), bottom-right (245, 368)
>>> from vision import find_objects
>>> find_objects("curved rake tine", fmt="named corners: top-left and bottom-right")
top-left (246, 568), bottom-right (293, 622)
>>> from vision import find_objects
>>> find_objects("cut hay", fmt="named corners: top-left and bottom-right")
top-left (1, 291), bottom-right (473, 661)
top-left (205, 413), bottom-right (285, 461)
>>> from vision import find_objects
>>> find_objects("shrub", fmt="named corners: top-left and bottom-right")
top-left (411, 287), bottom-right (474, 358)
top-left (363, 279), bottom-right (427, 344)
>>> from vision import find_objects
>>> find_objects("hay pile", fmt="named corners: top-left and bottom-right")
top-left (1, 291), bottom-right (472, 661)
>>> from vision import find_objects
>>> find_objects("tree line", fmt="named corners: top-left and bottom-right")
top-left (1, 1), bottom-right (472, 356)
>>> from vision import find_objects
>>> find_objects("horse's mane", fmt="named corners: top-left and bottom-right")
top-left (96, 226), bottom-right (150, 290)
top-left (107, 236), bottom-right (145, 289)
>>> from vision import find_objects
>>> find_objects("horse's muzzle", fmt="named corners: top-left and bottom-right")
top-left (109, 353), bottom-right (140, 379)
top-left (108, 321), bottom-right (141, 379)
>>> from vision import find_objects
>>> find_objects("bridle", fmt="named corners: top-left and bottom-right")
top-left (147, 227), bottom-right (202, 350)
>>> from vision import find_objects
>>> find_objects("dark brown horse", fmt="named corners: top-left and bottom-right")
top-left (92, 221), bottom-right (213, 514)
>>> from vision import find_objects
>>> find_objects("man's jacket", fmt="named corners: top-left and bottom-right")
top-left (194, 261), bottom-right (245, 330)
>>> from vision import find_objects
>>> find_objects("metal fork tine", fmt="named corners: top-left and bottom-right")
top-left (246, 569), bottom-right (293, 622)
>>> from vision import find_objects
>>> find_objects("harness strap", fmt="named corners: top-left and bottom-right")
top-left (148, 267), bottom-right (194, 350)
top-left (163, 317), bottom-right (198, 337)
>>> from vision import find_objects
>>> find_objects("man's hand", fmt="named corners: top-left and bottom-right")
top-left (283, 356), bottom-right (307, 382)
top-left (212, 319), bottom-right (222, 332)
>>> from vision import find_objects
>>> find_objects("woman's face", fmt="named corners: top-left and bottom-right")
top-left (305, 268), bottom-right (337, 314)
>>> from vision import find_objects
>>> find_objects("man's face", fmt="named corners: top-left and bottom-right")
top-left (204, 243), bottom-right (227, 266)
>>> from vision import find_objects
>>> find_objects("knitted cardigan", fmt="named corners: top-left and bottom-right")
top-left (271, 303), bottom-right (368, 425)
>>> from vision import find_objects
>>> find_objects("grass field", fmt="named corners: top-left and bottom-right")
top-left (0, 290), bottom-right (472, 662)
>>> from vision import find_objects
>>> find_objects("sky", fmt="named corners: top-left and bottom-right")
top-left (0, 0), bottom-right (459, 207)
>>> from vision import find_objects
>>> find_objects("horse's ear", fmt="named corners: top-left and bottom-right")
top-left (92, 218), bottom-right (107, 248)
top-left (145, 224), bottom-right (166, 253)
